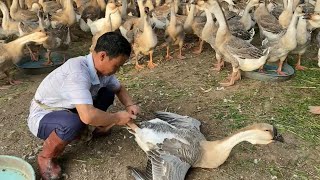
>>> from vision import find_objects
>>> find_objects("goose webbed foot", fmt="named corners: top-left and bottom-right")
top-left (43, 51), bottom-right (54, 66)
top-left (182, 43), bottom-right (194, 50)
top-left (177, 54), bottom-right (186, 60)
top-left (0, 85), bottom-right (12, 90)
top-left (258, 67), bottom-right (266, 73)
top-left (219, 80), bottom-right (235, 87)
top-left (147, 61), bottom-right (157, 69)
top-left (26, 44), bottom-right (39, 61)
top-left (165, 55), bottom-right (173, 60)
top-left (219, 71), bottom-right (239, 87)
top-left (177, 47), bottom-right (185, 60)
top-left (276, 70), bottom-right (287, 76)
top-left (308, 106), bottom-right (320, 114)
top-left (43, 60), bottom-right (54, 66)
top-left (192, 40), bottom-right (203, 55)
top-left (213, 61), bottom-right (224, 71)
top-left (9, 79), bottom-right (22, 85)
top-left (135, 64), bottom-right (144, 70)
top-left (295, 64), bottom-right (307, 71)
top-left (192, 48), bottom-right (202, 55)
top-left (29, 52), bottom-right (39, 61)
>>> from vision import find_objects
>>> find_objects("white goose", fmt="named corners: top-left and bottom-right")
top-left (126, 112), bottom-right (284, 180)
top-left (262, 5), bottom-right (305, 75)
top-left (198, 0), bottom-right (269, 86)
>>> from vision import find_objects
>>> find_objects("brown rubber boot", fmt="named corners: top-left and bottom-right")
top-left (37, 131), bottom-right (69, 180)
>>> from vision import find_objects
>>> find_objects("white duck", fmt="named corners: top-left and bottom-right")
top-left (126, 111), bottom-right (284, 180)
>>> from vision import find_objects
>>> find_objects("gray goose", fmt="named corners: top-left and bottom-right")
top-left (126, 111), bottom-right (284, 180)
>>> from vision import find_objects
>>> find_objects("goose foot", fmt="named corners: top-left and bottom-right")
top-left (213, 61), bottom-right (224, 71)
top-left (177, 54), bottom-right (186, 60)
top-left (166, 55), bottom-right (173, 60)
top-left (0, 85), bottom-right (12, 90)
top-left (9, 80), bottom-right (22, 85)
top-left (43, 61), bottom-right (54, 66)
top-left (135, 64), bottom-right (144, 70)
top-left (219, 80), bottom-right (235, 87)
top-left (219, 71), bottom-right (238, 87)
top-left (30, 52), bottom-right (39, 61)
top-left (192, 48), bottom-right (202, 55)
top-left (258, 68), bottom-right (266, 73)
top-left (308, 106), bottom-right (320, 114)
top-left (147, 61), bottom-right (157, 69)
top-left (276, 70), bottom-right (287, 76)
top-left (226, 71), bottom-right (241, 81)
top-left (182, 43), bottom-right (194, 50)
top-left (295, 64), bottom-right (307, 71)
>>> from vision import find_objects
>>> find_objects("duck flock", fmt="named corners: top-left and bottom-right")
top-left (1, 0), bottom-right (320, 87)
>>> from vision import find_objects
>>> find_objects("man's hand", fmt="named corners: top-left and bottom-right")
top-left (115, 111), bottom-right (137, 125)
top-left (126, 104), bottom-right (140, 115)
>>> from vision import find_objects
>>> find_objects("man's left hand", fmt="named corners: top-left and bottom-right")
top-left (126, 105), bottom-right (140, 115)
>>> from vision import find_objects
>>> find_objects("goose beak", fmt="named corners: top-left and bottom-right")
top-left (303, 13), bottom-right (312, 20)
top-left (272, 126), bottom-right (284, 142)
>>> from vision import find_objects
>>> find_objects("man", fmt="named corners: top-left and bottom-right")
top-left (27, 32), bottom-right (139, 180)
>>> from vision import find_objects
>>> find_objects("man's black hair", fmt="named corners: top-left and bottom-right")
top-left (94, 32), bottom-right (131, 59)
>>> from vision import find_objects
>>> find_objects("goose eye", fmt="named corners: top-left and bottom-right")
top-left (264, 129), bottom-right (269, 132)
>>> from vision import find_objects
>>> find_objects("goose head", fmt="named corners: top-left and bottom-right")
top-left (105, 2), bottom-right (119, 16)
top-left (240, 123), bottom-right (284, 144)
top-left (293, 4), bottom-right (306, 16)
top-left (303, 12), bottom-right (320, 21)
top-left (197, 0), bottom-right (223, 13)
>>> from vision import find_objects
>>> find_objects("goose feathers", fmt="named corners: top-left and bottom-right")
top-left (225, 37), bottom-right (265, 59)
top-left (129, 112), bottom-right (205, 180)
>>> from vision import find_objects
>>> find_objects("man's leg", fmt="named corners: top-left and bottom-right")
top-left (93, 87), bottom-right (115, 111)
top-left (92, 87), bottom-right (115, 136)
top-left (37, 110), bottom-right (86, 180)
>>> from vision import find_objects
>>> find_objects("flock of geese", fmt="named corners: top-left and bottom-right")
top-left (1, 1), bottom-right (315, 179)
top-left (0, 0), bottom-right (318, 87)
top-left (1, 0), bottom-right (320, 87)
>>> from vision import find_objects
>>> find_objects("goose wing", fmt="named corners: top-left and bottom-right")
top-left (155, 111), bottom-right (201, 130)
top-left (145, 137), bottom-right (203, 180)
top-left (259, 15), bottom-right (284, 34)
top-left (225, 37), bottom-right (264, 59)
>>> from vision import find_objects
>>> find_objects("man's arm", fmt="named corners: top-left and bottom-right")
top-left (115, 84), bottom-right (140, 115)
top-left (115, 84), bottom-right (134, 107)
top-left (75, 104), bottom-right (135, 126)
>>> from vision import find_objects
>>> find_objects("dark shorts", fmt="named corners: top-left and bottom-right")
top-left (37, 87), bottom-right (115, 141)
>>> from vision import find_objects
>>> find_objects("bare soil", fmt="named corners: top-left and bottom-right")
top-left (0, 28), bottom-right (319, 180)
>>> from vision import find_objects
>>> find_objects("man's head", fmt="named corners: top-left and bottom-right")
top-left (93, 32), bottom-right (132, 76)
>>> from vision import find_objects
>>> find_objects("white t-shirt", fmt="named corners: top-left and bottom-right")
top-left (27, 54), bottom-right (120, 136)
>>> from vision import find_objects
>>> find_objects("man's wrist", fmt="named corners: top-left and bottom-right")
top-left (125, 101), bottom-right (141, 108)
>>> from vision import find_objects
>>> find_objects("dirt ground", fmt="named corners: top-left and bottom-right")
top-left (1, 27), bottom-right (320, 180)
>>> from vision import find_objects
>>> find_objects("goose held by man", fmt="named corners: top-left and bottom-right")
top-left (126, 111), bottom-right (284, 180)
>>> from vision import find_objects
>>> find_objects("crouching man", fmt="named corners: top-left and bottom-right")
top-left (27, 32), bottom-right (139, 180)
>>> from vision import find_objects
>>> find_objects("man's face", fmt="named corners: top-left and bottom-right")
top-left (95, 51), bottom-right (128, 76)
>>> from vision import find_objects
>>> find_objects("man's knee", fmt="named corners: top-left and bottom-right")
top-left (38, 111), bottom-right (86, 141)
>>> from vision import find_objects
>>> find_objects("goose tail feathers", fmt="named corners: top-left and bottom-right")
top-left (127, 166), bottom-right (147, 180)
